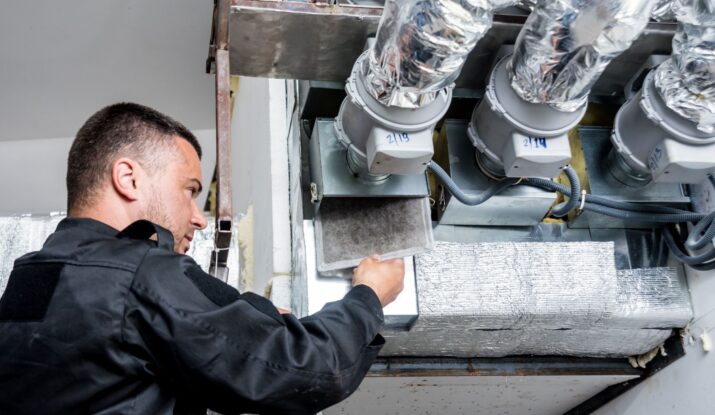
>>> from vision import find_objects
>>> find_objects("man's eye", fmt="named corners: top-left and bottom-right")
top-left (187, 187), bottom-right (198, 198)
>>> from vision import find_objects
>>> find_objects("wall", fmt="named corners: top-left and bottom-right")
top-left (0, 0), bottom-right (215, 141)
top-left (0, 130), bottom-right (216, 215)
top-left (0, 0), bottom-right (218, 213)
top-left (231, 77), bottom-right (293, 297)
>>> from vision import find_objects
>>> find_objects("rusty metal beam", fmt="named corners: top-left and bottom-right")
top-left (209, 0), bottom-right (234, 282)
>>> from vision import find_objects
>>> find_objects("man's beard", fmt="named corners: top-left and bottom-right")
top-left (141, 190), bottom-right (183, 253)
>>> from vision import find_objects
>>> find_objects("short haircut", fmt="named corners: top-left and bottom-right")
top-left (66, 102), bottom-right (202, 211)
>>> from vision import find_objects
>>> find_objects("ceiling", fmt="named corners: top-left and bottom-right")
top-left (0, 0), bottom-right (216, 141)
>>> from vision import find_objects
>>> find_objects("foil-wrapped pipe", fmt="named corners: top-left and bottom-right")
top-left (652, 0), bottom-right (676, 21)
top-left (518, 0), bottom-right (537, 10)
top-left (362, 0), bottom-right (517, 108)
top-left (509, 0), bottom-right (657, 112)
top-left (654, 0), bottom-right (715, 133)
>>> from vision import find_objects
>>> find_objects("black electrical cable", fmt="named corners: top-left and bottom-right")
top-left (550, 166), bottom-right (580, 217)
top-left (427, 161), bottom-right (518, 206)
top-left (428, 158), bottom-right (715, 269)
top-left (522, 178), bottom-right (697, 215)
top-left (663, 227), bottom-right (715, 271)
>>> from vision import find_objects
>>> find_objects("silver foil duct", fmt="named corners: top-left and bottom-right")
top-left (509, 0), bottom-right (656, 112)
top-left (382, 328), bottom-right (673, 358)
top-left (414, 241), bottom-right (620, 330)
top-left (379, 241), bottom-right (692, 358)
top-left (0, 215), bottom-right (241, 295)
top-left (652, 0), bottom-right (676, 21)
top-left (363, 0), bottom-right (516, 108)
top-left (654, 0), bottom-right (715, 133)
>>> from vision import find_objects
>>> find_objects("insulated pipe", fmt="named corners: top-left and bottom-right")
top-left (509, 0), bottom-right (657, 112)
top-left (362, 0), bottom-right (517, 109)
top-left (469, 0), bottom-right (656, 179)
top-left (654, 0), bottom-right (715, 134)
top-left (336, 0), bottom-right (517, 178)
top-left (610, 0), bottom-right (715, 186)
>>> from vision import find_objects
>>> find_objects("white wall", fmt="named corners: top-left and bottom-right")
top-left (0, 0), bottom-right (217, 212)
top-left (0, 0), bottom-right (215, 141)
top-left (231, 77), bottom-right (292, 296)
top-left (0, 130), bottom-right (216, 215)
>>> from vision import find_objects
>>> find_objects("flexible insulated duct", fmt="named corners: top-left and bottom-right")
top-left (362, 0), bottom-right (517, 108)
top-left (652, 0), bottom-right (676, 21)
top-left (655, 0), bottom-right (715, 133)
top-left (509, 0), bottom-right (657, 112)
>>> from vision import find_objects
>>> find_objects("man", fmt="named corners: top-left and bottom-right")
top-left (0, 103), bottom-right (405, 414)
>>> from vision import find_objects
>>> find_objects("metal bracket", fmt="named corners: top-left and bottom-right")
top-left (209, 0), bottom-right (234, 282)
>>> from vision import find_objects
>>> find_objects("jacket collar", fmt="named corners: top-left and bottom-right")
top-left (56, 217), bottom-right (120, 237)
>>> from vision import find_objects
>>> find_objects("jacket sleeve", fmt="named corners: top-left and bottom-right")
top-left (121, 248), bottom-right (384, 415)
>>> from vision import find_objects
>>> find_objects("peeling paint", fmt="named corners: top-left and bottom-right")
top-left (265, 273), bottom-right (292, 310)
top-left (237, 205), bottom-right (255, 292)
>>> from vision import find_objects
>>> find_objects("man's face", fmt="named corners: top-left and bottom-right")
top-left (141, 137), bottom-right (208, 253)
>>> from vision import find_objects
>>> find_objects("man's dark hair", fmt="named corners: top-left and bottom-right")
top-left (66, 102), bottom-right (202, 212)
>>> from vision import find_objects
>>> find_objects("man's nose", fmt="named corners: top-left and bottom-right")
top-left (191, 200), bottom-right (208, 230)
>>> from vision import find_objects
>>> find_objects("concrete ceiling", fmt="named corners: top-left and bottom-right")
top-left (0, 0), bottom-right (216, 141)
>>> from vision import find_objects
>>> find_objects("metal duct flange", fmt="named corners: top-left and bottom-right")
top-left (336, 52), bottom-right (452, 177)
top-left (611, 70), bottom-right (715, 186)
top-left (468, 55), bottom-right (586, 179)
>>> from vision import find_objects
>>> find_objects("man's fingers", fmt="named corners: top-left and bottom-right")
top-left (276, 307), bottom-right (290, 315)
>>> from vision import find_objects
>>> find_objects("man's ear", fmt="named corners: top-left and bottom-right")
top-left (111, 158), bottom-right (142, 202)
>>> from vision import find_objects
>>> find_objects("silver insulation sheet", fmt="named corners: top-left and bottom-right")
top-left (655, 0), bottom-right (715, 133)
top-left (380, 241), bottom-right (692, 357)
top-left (509, 0), bottom-right (656, 112)
top-left (0, 215), bottom-right (241, 295)
top-left (363, 0), bottom-right (516, 108)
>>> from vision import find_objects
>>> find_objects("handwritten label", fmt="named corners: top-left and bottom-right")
top-left (649, 146), bottom-right (663, 171)
top-left (386, 132), bottom-right (410, 145)
top-left (523, 136), bottom-right (548, 149)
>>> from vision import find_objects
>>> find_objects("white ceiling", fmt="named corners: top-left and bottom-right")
top-left (0, 0), bottom-right (216, 141)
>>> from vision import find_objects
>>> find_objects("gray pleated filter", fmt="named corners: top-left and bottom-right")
top-left (0, 215), bottom-right (240, 294)
top-left (315, 197), bottom-right (433, 272)
top-left (381, 241), bottom-right (693, 358)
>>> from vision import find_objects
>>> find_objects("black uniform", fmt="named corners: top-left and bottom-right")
top-left (0, 218), bottom-right (384, 414)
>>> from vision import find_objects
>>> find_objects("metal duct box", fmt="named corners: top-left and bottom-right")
top-left (309, 119), bottom-right (430, 201)
top-left (437, 120), bottom-right (557, 226)
top-left (569, 127), bottom-right (690, 229)
top-left (380, 241), bottom-right (692, 358)
top-left (303, 220), bottom-right (418, 330)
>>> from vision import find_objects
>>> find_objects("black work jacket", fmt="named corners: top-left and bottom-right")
top-left (0, 218), bottom-right (384, 414)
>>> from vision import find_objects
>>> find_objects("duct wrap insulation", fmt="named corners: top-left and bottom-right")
top-left (652, 0), bottom-right (676, 21)
top-left (363, 0), bottom-right (517, 108)
top-left (0, 215), bottom-right (241, 294)
top-left (381, 241), bottom-right (693, 358)
top-left (655, 0), bottom-right (715, 133)
top-left (508, 0), bottom-right (656, 112)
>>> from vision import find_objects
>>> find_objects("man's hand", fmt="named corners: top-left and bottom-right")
top-left (352, 255), bottom-right (405, 307)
